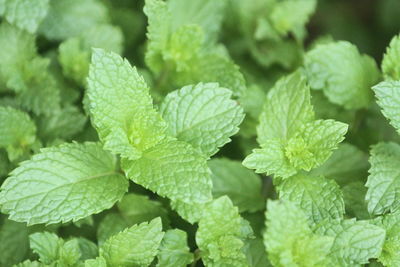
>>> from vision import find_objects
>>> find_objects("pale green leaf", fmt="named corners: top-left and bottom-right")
top-left (29, 232), bottom-right (81, 266)
top-left (209, 158), bottom-right (264, 212)
top-left (196, 196), bottom-right (252, 267)
top-left (160, 83), bottom-right (244, 157)
top-left (371, 211), bottom-right (400, 266)
top-left (85, 257), bottom-right (107, 267)
top-left (39, 0), bottom-right (108, 40)
top-left (373, 81), bottom-right (400, 134)
top-left (0, 106), bottom-right (36, 161)
top-left (382, 34), bottom-right (400, 80)
top-left (100, 218), bottom-right (164, 267)
top-left (315, 219), bottom-right (386, 266)
top-left (270, 0), bottom-right (316, 39)
top-left (264, 200), bottom-right (334, 267)
top-left (243, 139), bottom-right (296, 178)
top-left (311, 143), bottom-right (368, 186)
top-left (0, 142), bottom-right (128, 225)
top-left (167, 0), bottom-right (226, 43)
top-left (284, 119), bottom-right (348, 171)
top-left (305, 41), bottom-right (379, 109)
top-left (157, 229), bottom-right (193, 267)
top-left (257, 71), bottom-right (314, 144)
top-left (4, 0), bottom-right (49, 33)
top-left (87, 48), bottom-right (167, 159)
top-left (278, 174), bottom-right (345, 226)
top-left (366, 142), bottom-right (400, 215)
top-left (122, 139), bottom-right (212, 204)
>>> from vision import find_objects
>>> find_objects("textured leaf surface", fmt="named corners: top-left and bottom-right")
top-left (157, 229), bottom-right (193, 267)
top-left (371, 212), bottom-right (400, 266)
top-left (382, 34), bottom-right (400, 80)
top-left (160, 83), bottom-right (244, 157)
top-left (243, 139), bottom-right (296, 178)
top-left (305, 41), bottom-right (379, 109)
top-left (0, 142), bottom-right (128, 225)
top-left (284, 119), bottom-right (348, 171)
top-left (87, 49), bottom-right (166, 159)
top-left (373, 81), bottom-right (400, 134)
top-left (311, 143), bottom-right (368, 185)
top-left (122, 139), bottom-right (212, 204)
top-left (196, 196), bottom-right (251, 267)
top-left (0, 106), bottom-right (36, 161)
top-left (4, 0), bottom-right (49, 33)
top-left (315, 219), bottom-right (386, 266)
top-left (100, 218), bottom-right (164, 267)
top-left (264, 200), bottom-right (334, 267)
top-left (29, 232), bottom-right (81, 266)
top-left (366, 142), bottom-right (400, 215)
top-left (209, 158), bottom-right (264, 212)
top-left (278, 174), bottom-right (345, 226)
top-left (257, 71), bottom-right (314, 144)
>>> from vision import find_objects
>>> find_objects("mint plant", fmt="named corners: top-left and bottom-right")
top-left (0, 0), bottom-right (399, 266)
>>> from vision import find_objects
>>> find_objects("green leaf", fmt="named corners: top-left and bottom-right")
top-left (0, 106), bottom-right (36, 161)
top-left (382, 34), bottom-right (400, 80)
top-left (87, 48), bottom-right (167, 160)
top-left (373, 81), bottom-right (400, 134)
top-left (277, 174), bottom-right (345, 226)
top-left (3, 0), bottom-right (49, 33)
top-left (342, 182), bottom-right (369, 219)
top-left (243, 238), bottom-right (272, 267)
top-left (0, 142), bottom-right (128, 225)
top-left (122, 140), bottom-right (212, 203)
top-left (243, 139), bottom-right (297, 178)
top-left (76, 238), bottom-right (98, 261)
top-left (117, 193), bottom-right (169, 226)
top-left (85, 257), bottom-right (107, 267)
top-left (29, 232), bottom-right (60, 265)
top-left (36, 105), bottom-right (86, 143)
top-left (39, 0), bottom-right (108, 40)
top-left (209, 158), bottom-right (264, 212)
top-left (371, 211), bottom-right (400, 266)
top-left (97, 213), bottom-right (129, 246)
top-left (160, 83), bottom-right (244, 157)
top-left (167, 0), bottom-right (227, 43)
top-left (196, 196), bottom-right (252, 267)
top-left (264, 200), bottom-right (334, 267)
top-left (0, 218), bottom-right (29, 266)
top-left (59, 24), bottom-right (124, 85)
top-left (284, 119), bottom-right (348, 171)
top-left (315, 219), bottom-right (386, 266)
top-left (366, 142), bottom-right (400, 215)
top-left (144, 0), bottom-right (245, 96)
top-left (100, 218), bottom-right (164, 267)
top-left (122, 139), bottom-right (212, 204)
top-left (311, 143), bottom-right (368, 186)
top-left (270, 0), bottom-right (316, 39)
top-left (244, 71), bottom-right (348, 178)
top-left (29, 232), bottom-right (81, 266)
top-left (305, 41), bottom-right (380, 109)
top-left (157, 229), bottom-right (193, 267)
top-left (257, 71), bottom-right (314, 144)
